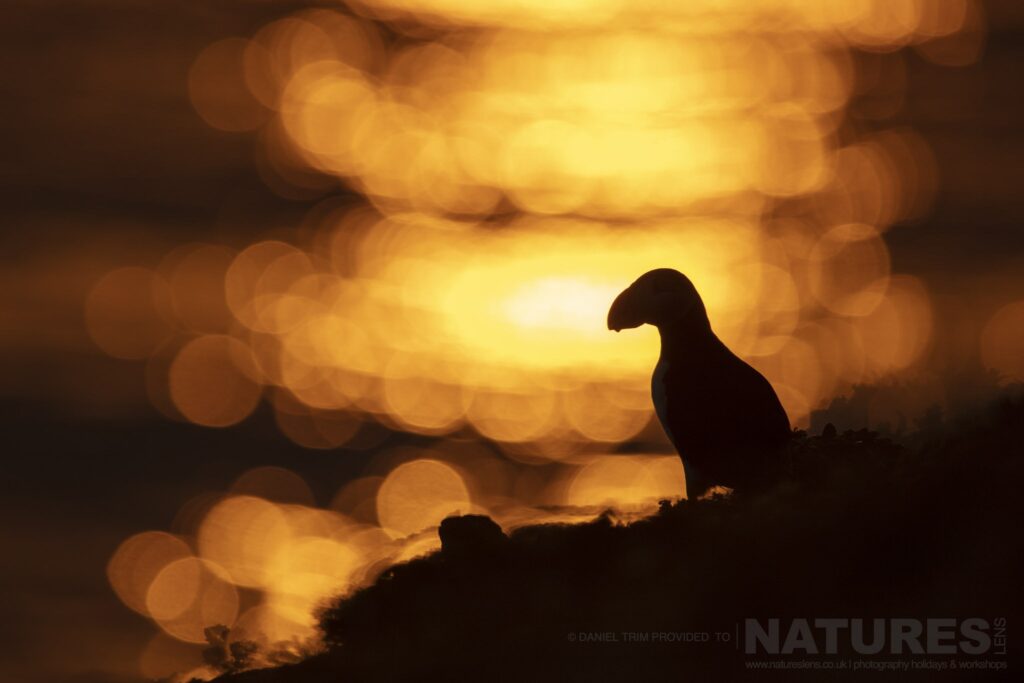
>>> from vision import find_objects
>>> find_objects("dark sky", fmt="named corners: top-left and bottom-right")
top-left (2, 2), bottom-right (1024, 681)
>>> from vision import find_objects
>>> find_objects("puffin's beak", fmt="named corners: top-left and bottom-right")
top-left (607, 285), bottom-right (645, 332)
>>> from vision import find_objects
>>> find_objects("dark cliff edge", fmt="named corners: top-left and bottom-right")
top-left (204, 396), bottom-right (1024, 682)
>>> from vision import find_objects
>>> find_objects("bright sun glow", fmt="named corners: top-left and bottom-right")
top-left (501, 277), bottom-right (618, 333)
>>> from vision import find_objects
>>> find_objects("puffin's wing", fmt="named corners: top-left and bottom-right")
top-left (661, 353), bottom-right (789, 493)
top-left (662, 350), bottom-right (789, 455)
top-left (717, 353), bottom-right (791, 445)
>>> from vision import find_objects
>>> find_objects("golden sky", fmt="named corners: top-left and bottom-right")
top-left (3, 1), bottom-right (1024, 681)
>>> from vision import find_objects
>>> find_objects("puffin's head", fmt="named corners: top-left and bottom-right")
top-left (607, 268), bottom-right (705, 332)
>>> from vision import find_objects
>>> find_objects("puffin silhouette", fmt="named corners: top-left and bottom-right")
top-left (607, 268), bottom-right (791, 499)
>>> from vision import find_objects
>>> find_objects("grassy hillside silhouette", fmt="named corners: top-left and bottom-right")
top-left (201, 394), bottom-right (1024, 682)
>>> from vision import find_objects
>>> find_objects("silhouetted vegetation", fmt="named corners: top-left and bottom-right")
top-left (202, 626), bottom-right (259, 674)
top-left (207, 395), bottom-right (1024, 682)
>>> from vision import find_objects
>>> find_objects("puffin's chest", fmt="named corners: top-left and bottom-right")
top-left (651, 357), bottom-right (672, 439)
top-left (652, 356), bottom-right (721, 447)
